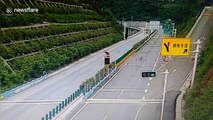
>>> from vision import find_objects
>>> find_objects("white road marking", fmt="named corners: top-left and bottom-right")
top-left (152, 50), bottom-right (161, 71)
top-left (0, 99), bottom-right (63, 103)
top-left (173, 69), bottom-right (177, 73)
top-left (0, 102), bottom-right (60, 105)
top-left (128, 75), bottom-right (134, 81)
top-left (134, 104), bottom-right (146, 120)
top-left (144, 89), bottom-right (148, 93)
top-left (156, 58), bottom-right (173, 72)
top-left (70, 103), bottom-right (88, 120)
top-left (147, 83), bottom-right (151, 86)
top-left (103, 114), bottom-right (108, 120)
top-left (149, 77), bottom-right (152, 81)
top-left (86, 99), bottom-right (162, 104)
top-left (101, 89), bottom-right (145, 92)
top-left (136, 66), bottom-right (140, 71)
top-left (142, 96), bottom-right (145, 100)
top-left (117, 90), bottom-right (123, 99)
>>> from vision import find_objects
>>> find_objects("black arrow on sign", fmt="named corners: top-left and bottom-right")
top-left (183, 49), bottom-right (188, 54)
top-left (164, 42), bottom-right (170, 52)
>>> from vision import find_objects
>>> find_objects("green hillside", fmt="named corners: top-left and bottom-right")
top-left (185, 34), bottom-right (213, 120)
top-left (98, 0), bottom-right (203, 24)
top-left (0, 0), bottom-right (123, 93)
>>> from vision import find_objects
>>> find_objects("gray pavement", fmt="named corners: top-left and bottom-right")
top-left (0, 30), bottom-right (148, 120)
top-left (67, 30), bottom-right (164, 120)
top-left (66, 8), bottom-right (213, 120)
top-left (66, 29), bottom-right (195, 120)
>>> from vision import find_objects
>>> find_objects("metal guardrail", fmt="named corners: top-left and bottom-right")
top-left (0, 74), bottom-right (48, 99)
top-left (41, 67), bottom-right (117, 120)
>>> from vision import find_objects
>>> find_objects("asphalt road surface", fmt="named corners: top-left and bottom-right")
top-left (66, 29), bottom-right (194, 120)
top-left (0, 30), bottom-right (148, 120)
top-left (66, 8), bottom-right (213, 120)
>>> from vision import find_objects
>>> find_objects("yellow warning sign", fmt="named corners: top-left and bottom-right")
top-left (161, 38), bottom-right (191, 56)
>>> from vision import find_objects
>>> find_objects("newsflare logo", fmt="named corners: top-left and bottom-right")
top-left (6, 7), bottom-right (13, 14)
top-left (6, 7), bottom-right (39, 14)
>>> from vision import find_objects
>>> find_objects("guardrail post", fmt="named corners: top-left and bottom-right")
top-left (45, 114), bottom-right (48, 120)
top-left (68, 97), bottom-right (70, 104)
top-left (75, 91), bottom-right (77, 97)
top-left (56, 106), bottom-right (59, 114)
top-left (65, 99), bottom-right (67, 106)
top-left (70, 95), bottom-right (73, 101)
top-left (49, 111), bottom-right (52, 119)
top-left (59, 103), bottom-right (62, 111)
top-left (62, 101), bottom-right (65, 109)
top-left (53, 108), bottom-right (55, 117)
top-left (77, 89), bottom-right (80, 96)
top-left (72, 93), bottom-right (75, 99)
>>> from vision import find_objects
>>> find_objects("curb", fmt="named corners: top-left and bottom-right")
top-left (116, 50), bottom-right (136, 68)
top-left (175, 72), bottom-right (192, 120)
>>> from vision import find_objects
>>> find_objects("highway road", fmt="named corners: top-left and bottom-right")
top-left (0, 29), bottom-right (149, 120)
top-left (64, 8), bottom-right (213, 120)
top-left (66, 29), bottom-right (193, 120)
top-left (1, 7), bottom-right (212, 120)
top-left (66, 10), bottom-right (213, 118)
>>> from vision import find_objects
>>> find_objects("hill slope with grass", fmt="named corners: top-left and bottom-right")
top-left (0, 0), bottom-right (123, 93)
top-left (185, 34), bottom-right (213, 120)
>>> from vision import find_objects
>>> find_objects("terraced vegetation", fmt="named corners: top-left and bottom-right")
top-left (0, 0), bottom-right (123, 92)
top-left (0, 0), bottom-right (104, 27)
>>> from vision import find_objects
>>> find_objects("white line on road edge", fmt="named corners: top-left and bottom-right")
top-left (152, 49), bottom-right (161, 71)
top-left (134, 104), bottom-right (146, 120)
top-left (0, 99), bottom-right (63, 103)
top-left (117, 90), bottom-right (124, 99)
top-left (0, 102), bottom-right (60, 105)
top-left (102, 114), bottom-right (108, 120)
top-left (144, 89), bottom-right (148, 93)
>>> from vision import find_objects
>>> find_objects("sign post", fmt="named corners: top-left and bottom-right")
top-left (190, 39), bottom-right (201, 89)
top-left (123, 22), bottom-right (127, 39)
top-left (160, 69), bottom-right (169, 120)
